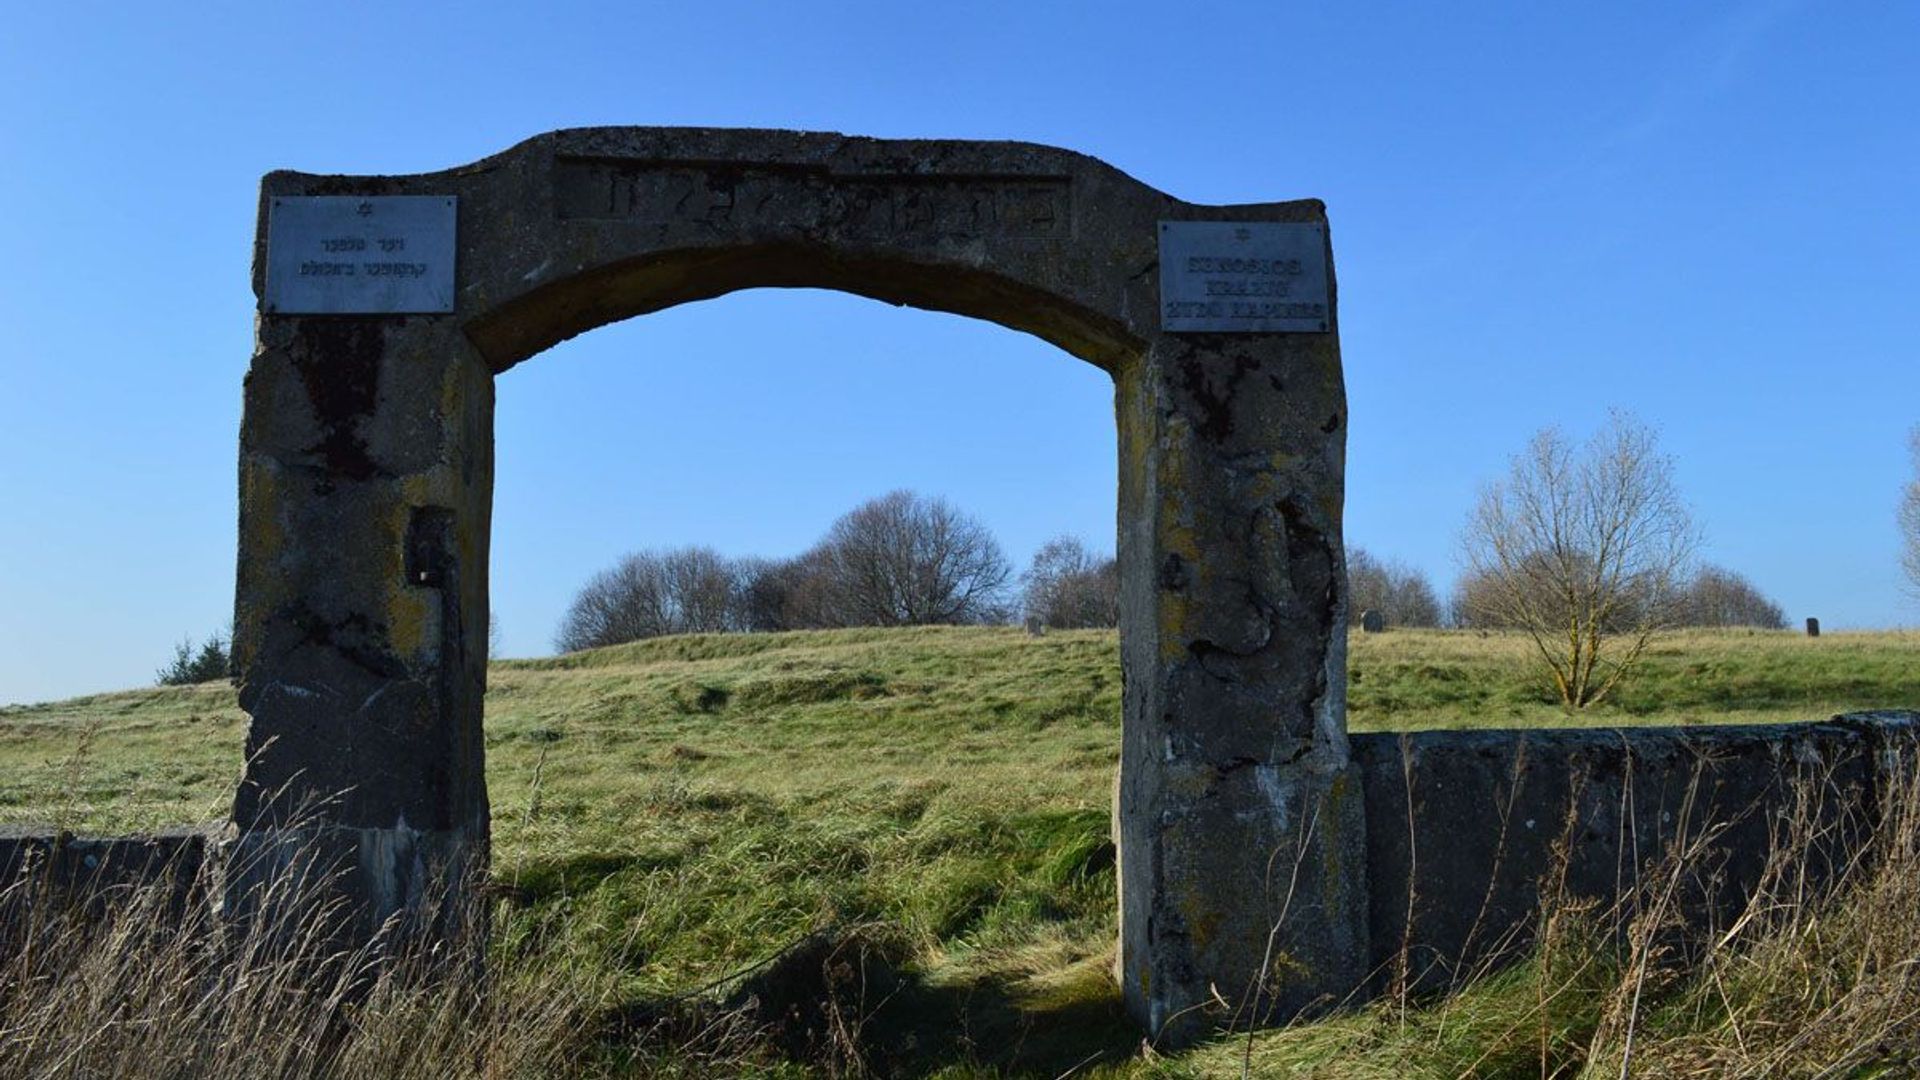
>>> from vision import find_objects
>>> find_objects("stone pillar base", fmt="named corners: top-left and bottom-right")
top-left (220, 820), bottom-right (487, 949)
top-left (1126, 758), bottom-right (1369, 1045)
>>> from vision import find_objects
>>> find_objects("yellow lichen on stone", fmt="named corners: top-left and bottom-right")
top-left (238, 456), bottom-right (287, 565)
top-left (1320, 489), bottom-right (1343, 527)
top-left (1165, 763), bottom-right (1213, 801)
top-left (1180, 890), bottom-right (1221, 952)
top-left (1316, 772), bottom-right (1358, 911)
top-left (233, 456), bottom-right (293, 673)
top-left (386, 583), bottom-right (432, 661)
top-left (1155, 423), bottom-right (1204, 661)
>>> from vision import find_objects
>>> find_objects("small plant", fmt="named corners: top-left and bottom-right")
top-left (156, 631), bottom-right (231, 686)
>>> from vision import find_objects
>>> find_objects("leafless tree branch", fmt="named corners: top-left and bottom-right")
top-left (1457, 411), bottom-right (1699, 709)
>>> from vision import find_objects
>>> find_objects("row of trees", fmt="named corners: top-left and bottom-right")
top-left (1351, 549), bottom-right (1785, 635)
top-left (555, 491), bottom-right (1122, 652)
top-left (559, 411), bottom-right (1879, 712)
top-left (1452, 563), bottom-right (1785, 632)
top-left (563, 466), bottom-right (1789, 677)
top-left (1346, 549), bottom-right (1442, 628)
top-left (161, 415), bottom-right (1897, 690)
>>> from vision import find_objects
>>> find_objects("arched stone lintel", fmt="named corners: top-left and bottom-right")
top-left (252, 127), bottom-right (1325, 374)
top-left (462, 243), bottom-right (1146, 375)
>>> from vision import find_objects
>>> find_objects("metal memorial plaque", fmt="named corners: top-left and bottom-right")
top-left (264, 196), bottom-right (457, 314)
top-left (1158, 221), bottom-right (1329, 332)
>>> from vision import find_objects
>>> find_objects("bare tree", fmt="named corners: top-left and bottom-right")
top-left (1449, 565), bottom-right (1521, 630)
top-left (1453, 556), bottom-right (1662, 633)
top-left (1677, 565), bottom-right (1787, 629)
top-left (806, 490), bottom-right (1012, 627)
top-left (1394, 574), bottom-right (1442, 628)
top-left (1347, 547), bottom-right (1389, 624)
top-left (1346, 547), bottom-right (1442, 628)
top-left (1458, 411), bottom-right (1699, 709)
top-left (733, 550), bottom-right (843, 632)
top-left (1021, 535), bottom-right (1119, 629)
top-left (554, 546), bottom-right (743, 652)
top-left (733, 555), bottom-right (796, 633)
top-left (1903, 426), bottom-right (1920, 599)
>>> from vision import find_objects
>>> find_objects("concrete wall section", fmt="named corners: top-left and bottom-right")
top-left (8, 710), bottom-right (1918, 1038)
top-left (1354, 711), bottom-right (1920, 996)
top-left (0, 825), bottom-right (212, 935)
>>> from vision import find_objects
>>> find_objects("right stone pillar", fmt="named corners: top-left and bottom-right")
top-left (1114, 256), bottom-right (1365, 1043)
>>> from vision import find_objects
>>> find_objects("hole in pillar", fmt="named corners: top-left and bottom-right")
top-left (405, 506), bottom-right (455, 589)
top-left (483, 288), bottom-right (1138, 1067)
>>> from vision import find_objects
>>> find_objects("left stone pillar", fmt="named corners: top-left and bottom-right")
top-left (229, 304), bottom-right (493, 938)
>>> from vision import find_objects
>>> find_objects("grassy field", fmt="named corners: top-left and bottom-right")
top-left (2, 626), bottom-right (1916, 1077)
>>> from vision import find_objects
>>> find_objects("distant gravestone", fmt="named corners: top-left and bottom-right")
top-left (1360, 609), bottom-right (1386, 633)
top-left (1806, 617), bottom-right (1821, 638)
top-left (1024, 615), bottom-right (1047, 637)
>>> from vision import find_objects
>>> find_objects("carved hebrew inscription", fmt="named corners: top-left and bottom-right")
top-left (1158, 221), bottom-right (1329, 332)
top-left (553, 157), bottom-right (1070, 240)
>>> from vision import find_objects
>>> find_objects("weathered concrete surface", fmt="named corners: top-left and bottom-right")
top-left (1354, 711), bottom-right (1920, 996)
top-left (0, 825), bottom-right (211, 935)
top-left (236, 127), bottom-right (1356, 1042)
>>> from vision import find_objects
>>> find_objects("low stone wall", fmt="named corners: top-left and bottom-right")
top-left (1353, 711), bottom-right (1920, 996)
top-left (0, 825), bottom-right (214, 935)
top-left (6, 711), bottom-right (1918, 1015)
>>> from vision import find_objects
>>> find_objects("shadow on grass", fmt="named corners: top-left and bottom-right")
top-left (497, 849), bottom-right (685, 903)
top-left (610, 924), bottom-right (1140, 1077)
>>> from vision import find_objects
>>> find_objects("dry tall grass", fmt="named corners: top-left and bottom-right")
top-left (1577, 745), bottom-right (1920, 1078)
top-left (1195, 735), bottom-right (1920, 1079)
top-left (0, 839), bottom-right (595, 1080)
top-left (9, 739), bottom-right (1920, 1077)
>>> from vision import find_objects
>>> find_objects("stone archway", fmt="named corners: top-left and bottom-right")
top-left (232, 127), bottom-right (1361, 1040)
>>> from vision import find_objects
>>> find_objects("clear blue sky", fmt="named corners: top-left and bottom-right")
top-left (2, 2), bottom-right (1915, 705)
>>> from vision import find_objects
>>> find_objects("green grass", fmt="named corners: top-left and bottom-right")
top-left (2, 625), bottom-right (1916, 1077)
top-left (1344, 627), bottom-right (1920, 729)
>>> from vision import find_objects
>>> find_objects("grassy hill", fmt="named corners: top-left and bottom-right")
top-left (2, 625), bottom-right (1917, 1076)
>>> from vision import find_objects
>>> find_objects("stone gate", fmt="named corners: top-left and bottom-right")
top-left (234, 126), bottom-right (1361, 1039)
